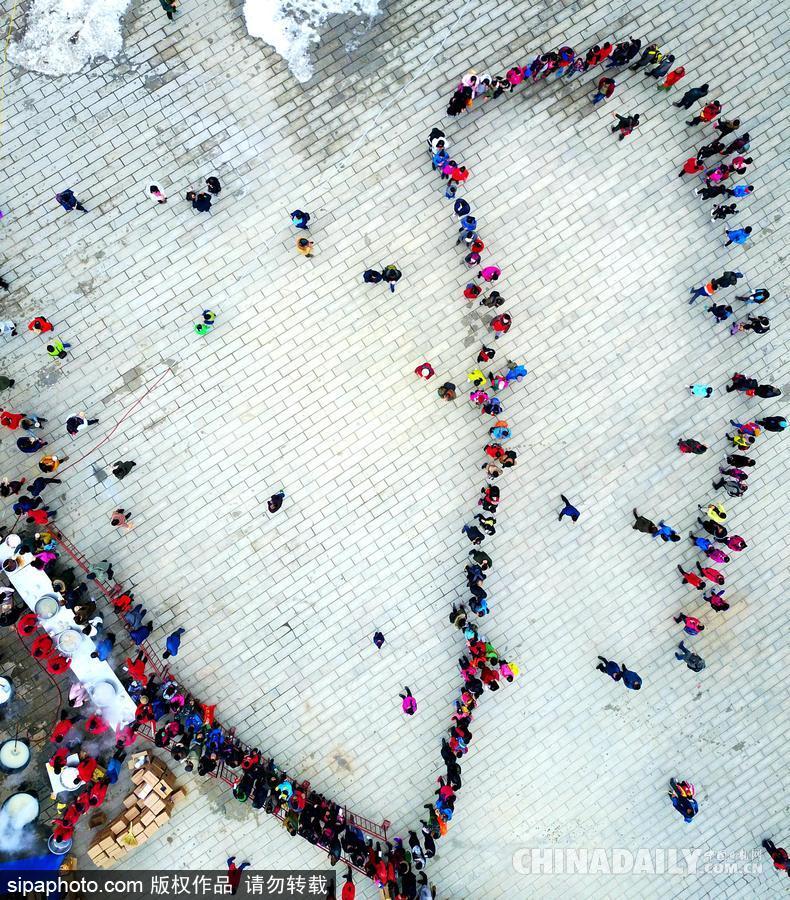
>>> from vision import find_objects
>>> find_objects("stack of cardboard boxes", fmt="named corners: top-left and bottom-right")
top-left (87, 756), bottom-right (186, 868)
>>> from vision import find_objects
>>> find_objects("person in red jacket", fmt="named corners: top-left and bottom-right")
top-left (414, 362), bottom-right (435, 380)
top-left (111, 591), bottom-right (134, 612)
top-left (674, 613), bottom-right (704, 636)
top-left (88, 780), bottom-right (108, 807)
top-left (448, 165), bottom-right (469, 186)
top-left (17, 613), bottom-right (39, 637)
top-left (241, 750), bottom-right (260, 770)
top-left (74, 790), bottom-right (91, 815)
top-left (591, 76), bottom-right (616, 104)
top-left (679, 156), bottom-right (704, 177)
top-left (677, 565), bottom-right (704, 590)
top-left (28, 316), bottom-right (54, 334)
top-left (341, 868), bottom-right (355, 900)
top-left (31, 633), bottom-right (54, 658)
top-left (762, 839), bottom-right (789, 872)
top-left (226, 857), bottom-right (251, 895)
top-left (479, 664), bottom-right (500, 689)
top-left (52, 819), bottom-right (74, 843)
top-left (62, 803), bottom-right (82, 826)
top-left (85, 713), bottom-right (109, 735)
top-left (687, 100), bottom-right (722, 126)
top-left (0, 410), bottom-right (25, 429)
top-left (46, 652), bottom-right (71, 675)
top-left (124, 653), bottom-right (148, 686)
top-left (134, 697), bottom-right (155, 726)
top-left (592, 42), bottom-right (613, 65)
top-left (26, 506), bottom-right (56, 526)
top-left (659, 66), bottom-right (685, 90)
top-left (696, 563), bottom-right (725, 585)
top-left (677, 438), bottom-right (707, 454)
top-left (490, 313), bottom-right (512, 339)
top-left (49, 746), bottom-right (70, 774)
top-left (77, 752), bottom-right (98, 783)
top-left (50, 710), bottom-right (80, 743)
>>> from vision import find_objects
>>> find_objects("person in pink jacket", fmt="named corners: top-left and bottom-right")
top-left (400, 686), bottom-right (417, 716)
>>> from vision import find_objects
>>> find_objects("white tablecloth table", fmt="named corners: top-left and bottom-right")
top-left (1, 536), bottom-right (136, 729)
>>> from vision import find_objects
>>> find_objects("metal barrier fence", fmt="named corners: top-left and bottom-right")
top-left (46, 526), bottom-right (391, 870)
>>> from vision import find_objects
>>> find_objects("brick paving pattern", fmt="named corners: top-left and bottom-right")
top-left (1, 0), bottom-right (788, 896)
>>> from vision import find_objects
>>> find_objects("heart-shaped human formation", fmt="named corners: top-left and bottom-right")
top-left (1, 23), bottom-right (782, 900)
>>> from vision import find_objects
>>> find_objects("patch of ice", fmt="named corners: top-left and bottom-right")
top-left (10, 0), bottom-right (131, 77)
top-left (244, 0), bottom-right (382, 83)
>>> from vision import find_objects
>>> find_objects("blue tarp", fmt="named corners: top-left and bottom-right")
top-left (0, 851), bottom-right (62, 870)
top-left (0, 852), bottom-right (63, 898)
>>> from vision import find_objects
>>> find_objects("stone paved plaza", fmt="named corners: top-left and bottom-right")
top-left (1, 0), bottom-right (789, 896)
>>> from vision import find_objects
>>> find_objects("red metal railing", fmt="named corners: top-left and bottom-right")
top-left (46, 526), bottom-right (391, 861)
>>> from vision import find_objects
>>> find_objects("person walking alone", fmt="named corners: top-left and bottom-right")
top-left (675, 641), bottom-right (706, 672)
top-left (163, 628), bottom-right (185, 659)
top-left (296, 237), bottom-right (314, 257)
top-left (111, 508), bottom-right (134, 531)
top-left (400, 686), bottom-right (417, 716)
top-left (558, 495), bottom-right (580, 523)
top-left (55, 189), bottom-right (88, 212)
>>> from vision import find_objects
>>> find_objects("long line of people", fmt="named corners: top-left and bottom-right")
top-left (439, 31), bottom-right (785, 845)
top-left (416, 107), bottom-right (530, 862)
top-left (1, 527), bottom-right (397, 886)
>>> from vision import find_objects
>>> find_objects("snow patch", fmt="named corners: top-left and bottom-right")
top-left (243, 0), bottom-right (382, 83)
top-left (10, 0), bottom-right (131, 77)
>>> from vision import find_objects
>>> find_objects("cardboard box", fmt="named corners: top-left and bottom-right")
top-left (136, 782), bottom-right (154, 799)
top-left (143, 794), bottom-right (166, 814)
top-left (148, 756), bottom-right (166, 774)
top-left (154, 811), bottom-right (170, 827)
top-left (129, 751), bottom-right (149, 770)
top-left (110, 820), bottom-right (127, 836)
top-left (122, 794), bottom-right (137, 809)
top-left (98, 835), bottom-right (116, 852)
top-left (143, 822), bottom-right (159, 837)
top-left (153, 781), bottom-right (173, 799)
top-left (142, 770), bottom-right (160, 787)
top-left (140, 809), bottom-right (156, 827)
top-left (169, 787), bottom-right (187, 805)
top-left (131, 769), bottom-right (146, 786)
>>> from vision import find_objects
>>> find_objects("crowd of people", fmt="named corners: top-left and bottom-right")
top-left (417, 81), bottom-right (537, 859)
top-left (439, 30), bottom-right (785, 858)
top-left (0, 20), bottom-right (786, 894)
top-left (3, 524), bottom-right (428, 892)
